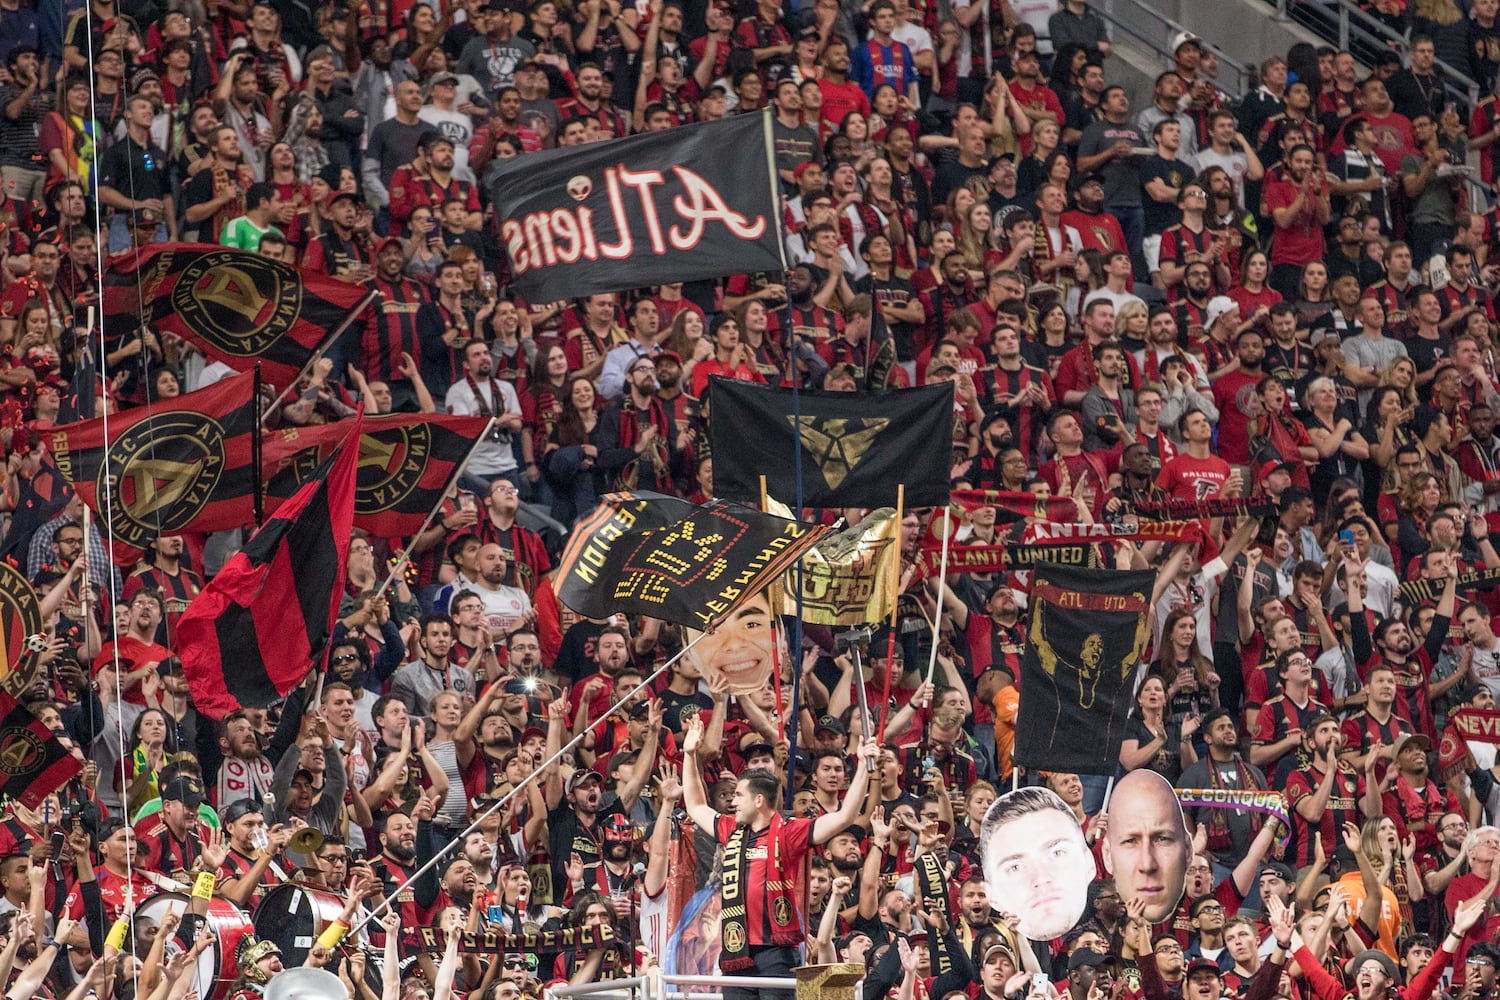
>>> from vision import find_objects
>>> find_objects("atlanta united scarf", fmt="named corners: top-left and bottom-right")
top-left (1030, 521), bottom-right (1205, 545)
top-left (1399, 568), bottom-right (1500, 605)
top-left (719, 814), bottom-right (798, 970)
top-left (910, 542), bottom-right (1095, 581)
top-left (915, 851), bottom-right (954, 975)
top-left (1134, 497), bottom-right (1279, 520)
top-left (950, 489), bottom-right (1083, 521)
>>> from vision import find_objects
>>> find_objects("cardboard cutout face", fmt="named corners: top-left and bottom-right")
top-left (1100, 769), bottom-right (1191, 923)
top-left (980, 787), bottom-right (1096, 941)
top-left (682, 590), bottom-right (780, 695)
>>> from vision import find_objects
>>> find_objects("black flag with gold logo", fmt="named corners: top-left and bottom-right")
top-left (0, 562), bottom-right (42, 698)
top-left (709, 380), bottom-right (953, 508)
top-left (554, 491), bottom-right (830, 629)
top-left (103, 243), bottom-right (371, 388)
top-left (1012, 562), bottom-right (1155, 776)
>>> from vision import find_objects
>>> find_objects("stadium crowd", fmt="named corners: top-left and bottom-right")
top-left (18, 1), bottom-right (1500, 1000)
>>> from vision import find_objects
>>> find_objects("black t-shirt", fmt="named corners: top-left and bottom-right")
top-left (98, 134), bottom-right (170, 203)
top-left (930, 150), bottom-right (988, 207)
top-left (1405, 331), bottom-right (1450, 376)
top-left (553, 621), bottom-right (609, 683)
top-left (1140, 154), bottom-right (1191, 234)
top-left (659, 687), bottom-right (712, 735)
top-left (853, 272), bottom-right (918, 361)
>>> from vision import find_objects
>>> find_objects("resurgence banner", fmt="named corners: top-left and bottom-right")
top-left (488, 113), bottom-right (785, 300)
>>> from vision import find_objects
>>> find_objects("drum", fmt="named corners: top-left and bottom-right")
top-left (137, 892), bottom-right (254, 1000)
top-left (253, 882), bottom-right (370, 969)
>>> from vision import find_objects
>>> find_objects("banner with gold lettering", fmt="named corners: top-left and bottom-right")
top-left (781, 506), bottom-right (901, 626)
top-left (103, 243), bottom-right (372, 388)
top-left (553, 492), bottom-right (831, 629)
top-left (1438, 707), bottom-right (1500, 781)
top-left (48, 372), bottom-right (260, 565)
top-left (1012, 562), bottom-right (1154, 775)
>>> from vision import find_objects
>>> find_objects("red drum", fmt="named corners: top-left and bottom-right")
top-left (253, 882), bottom-right (370, 969)
top-left (137, 892), bottom-right (254, 1000)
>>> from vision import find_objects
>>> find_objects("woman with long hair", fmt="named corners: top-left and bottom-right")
top-left (736, 298), bottom-right (785, 384)
top-left (1353, 815), bottom-right (1423, 943)
top-left (1041, 150), bottom-right (1072, 193)
top-left (838, 110), bottom-right (879, 168)
top-left (665, 308), bottom-right (711, 390)
top-left (1038, 301), bottom-right (1075, 377)
top-left (955, 201), bottom-right (1000, 282)
top-left (1148, 608), bottom-right (1219, 725)
top-left (1227, 250), bottom-right (1282, 331)
top-left (1363, 385), bottom-right (1416, 499)
top-left (1293, 260), bottom-right (1333, 331)
top-left (1396, 471), bottom-right (1444, 566)
top-left (1380, 356), bottom-right (1419, 409)
top-left (543, 377), bottom-right (631, 526)
top-left (1119, 675), bottom-right (1197, 781)
top-left (126, 707), bottom-right (179, 814)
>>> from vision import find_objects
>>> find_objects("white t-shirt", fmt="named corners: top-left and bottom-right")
top-left (890, 22), bottom-right (934, 61)
top-left (466, 582), bottom-right (532, 633)
top-left (445, 377), bottom-right (521, 475)
top-left (1195, 147), bottom-right (1251, 209)
top-left (419, 107), bottom-right (478, 184)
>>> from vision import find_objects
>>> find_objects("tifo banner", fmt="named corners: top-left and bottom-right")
top-left (711, 380), bottom-right (954, 508)
top-left (263, 413), bottom-right (491, 537)
top-left (0, 562), bottom-right (42, 698)
top-left (103, 244), bottom-right (370, 387)
top-left (1012, 562), bottom-right (1154, 775)
top-left (1133, 497), bottom-right (1279, 520)
top-left (488, 114), bottom-right (783, 300)
top-left (1399, 568), bottom-right (1500, 605)
top-left (785, 507), bottom-right (901, 626)
top-left (0, 692), bottom-right (83, 808)
top-left (1174, 788), bottom-right (1292, 848)
top-left (554, 492), bottom-right (830, 629)
top-left (48, 372), bottom-right (260, 562)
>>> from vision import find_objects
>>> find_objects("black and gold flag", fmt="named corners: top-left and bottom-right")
top-left (553, 491), bottom-right (830, 629)
top-left (1012, 562), bottom-right (1154, 776)
top-left (709, 380), bottom-right (953, 508)
top-left (777, 504), bottom-right (901, 625)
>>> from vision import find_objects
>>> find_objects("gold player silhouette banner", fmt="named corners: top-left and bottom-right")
top-left (708, 380), bottom-right (954, 508)
top-left (1012, 562), bottom-right (1155, 776)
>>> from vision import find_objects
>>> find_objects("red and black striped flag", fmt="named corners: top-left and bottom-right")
top-left (103, 243), bottom-right (371, 388)
top-left (0, 692), bottom-right (83, 807)
top-left (47, 372), bottom-right (260, 565)
top-left (178, 413), bottom-right (361, 719)
top-left (262, 413), bottom-right (492, 537)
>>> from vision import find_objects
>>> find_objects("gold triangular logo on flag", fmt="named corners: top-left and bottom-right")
top-left (789, 416), bottom-right (889, 489)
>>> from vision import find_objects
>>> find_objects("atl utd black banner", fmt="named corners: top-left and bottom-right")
top-left (179, 418), bottom-right (360, 719)
top-left (554, 491), bottom-right (829, 628)
top-left (48, 372), bottom-right (259, 561)
top-left (710, 380), bottom-right (954, 509)
top-left (103, 244), bottom-right (370, 387)
top-left (488, 114), bottom-right (784, 300)
top-left (263, 413), bottom-right (491, 537)
top-left (0, 692), bottom-right (82, 808)
top-left (1012, 562), bottom-right (1155, 776)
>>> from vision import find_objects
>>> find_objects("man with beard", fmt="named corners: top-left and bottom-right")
top-left (1172, 260), bottom-right (1216, 343)
top-left (1456, 404), bottom-right (1500, 515)
top-left (1081, 343), bottom-right (1138, 451)
top-left (567, 626), bottom-right (634, 724)
top-left (1264, 144), bottom-right (1330, 300)
top-left (456, 683), bottom-right (527, 803)
top-left (360, 236), bottom-right (429, 409)
top-left (1109, 440), bottom-right (1171, 513)
top-left (1209, 328), bottom-right (1265, 468)
top-left (1177, 709), bottom-right (1271, 871)
top-left (544, 747), bottom-right (626, 904)
top-left (461, 543), bottom-right (533, 638)
top-left (1419, 812), bottom-right (1470, 905)
top-left (391, 613), bottom-right (479, 716)
top-left (1283, 714), bottom-right (1383, 866)
top-left (609, 356), bottom-right (679, 494)
top-left (467, 478), bottom-right (552, 597)
top-left (302, 190), bottom-right (374, 280)
top-left (122, 537), bottom-right (203, 648)
top-left (371, 794), bottom-right (446, 936)
top-left (444, 340), bottom-right (523, 489)
top-left (1077, 87), bottom-right (1147, 259)
top-left (421, 261), bottom-right (480, 390)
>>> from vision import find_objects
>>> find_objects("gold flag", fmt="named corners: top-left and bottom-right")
top-left (771, 502), bottom-right (901, 625)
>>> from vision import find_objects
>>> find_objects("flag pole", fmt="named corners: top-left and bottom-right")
top-left (348, 629), bottom-right (711, 937)
top-left (923, 505), bottom-right (953, 688)
top-left (252, 362), bottom-right (264, 528)
top-left (877, 485), bottom-right (902, 741)
top-left (759, 475), bottom-right (786, 740)
top-left (259, 290), bottom-right (379, 427)
top-left (373, 420), bottom-right (496, 598)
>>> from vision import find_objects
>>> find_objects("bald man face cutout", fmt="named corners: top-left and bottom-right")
top-left (1101, 769), bottom-right (1190, 922)
top-left (980, 787), bottom-right (1095, 941)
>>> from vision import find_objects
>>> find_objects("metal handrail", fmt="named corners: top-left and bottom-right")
top-left (1272, 0), bottom-right (1479, 109)
top-left (544, 974), bottom-right (804, 1000)
top-left (1098, 0), bottom-right (1254, 98)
